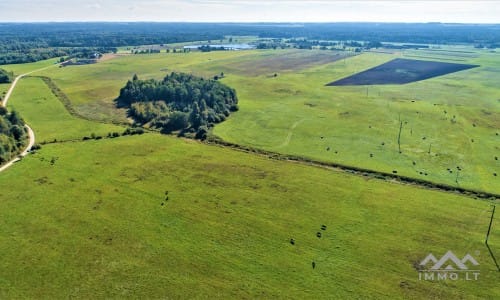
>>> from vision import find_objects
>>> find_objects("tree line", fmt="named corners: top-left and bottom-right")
top-left (0, 46), bottom-right (117, 65)
top-left (0, 108), bottom-right (27, 164)
top-left (116, 72), bottom-right (238, 139)
top-left (2, 22), bottom-right (500, 65)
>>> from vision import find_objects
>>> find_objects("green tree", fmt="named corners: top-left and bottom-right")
top-left (0, 68), bottom-right (12, 84)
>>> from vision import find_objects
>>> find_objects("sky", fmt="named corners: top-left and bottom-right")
top-left (0, 0), bottom-right (499, 23)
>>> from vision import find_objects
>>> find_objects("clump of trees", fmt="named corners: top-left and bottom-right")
top-left (116, 72), bottom-right (238, 138)
top-left (0, 107), bottom-right (27, 164)
top-left (0, 68), bottom-right (13, 84)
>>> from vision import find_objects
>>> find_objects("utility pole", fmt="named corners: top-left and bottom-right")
top-left (397, 114), bottom-right (403, 154)
top-left (486, 205), bottom-right (496, 245)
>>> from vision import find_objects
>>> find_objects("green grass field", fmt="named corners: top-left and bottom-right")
top-left (7, 48), bottom-right (494, 194)
top-left (2, 58), bottom-right (61, 76)
top-left (0, 46), bottom-right (499, 298)
top-left (0, 134), bottom-right (498, 298)
top-left (0, 83), bottom-right (9, 100)
top-left (214, 50), bottom-right (499, 194)
top-left (6, 77), bottom-right (124, 143)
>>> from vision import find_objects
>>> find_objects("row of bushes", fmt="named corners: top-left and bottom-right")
top-left (82, 127), bottom-right (146, 141)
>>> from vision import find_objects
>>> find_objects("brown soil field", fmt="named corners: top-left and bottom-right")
top-left (327, 58), bottom-right (478, 86)
top-left (229, 50), bottom-right (352, 76)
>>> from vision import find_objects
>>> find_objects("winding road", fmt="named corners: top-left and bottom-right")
top-left (0, 65), bottom-right (54, 173)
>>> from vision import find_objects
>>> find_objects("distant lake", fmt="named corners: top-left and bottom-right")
top-left (183, 44), bottom-right (255, 50)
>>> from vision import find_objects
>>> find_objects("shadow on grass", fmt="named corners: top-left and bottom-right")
top-left (485, 242), bottom-right (500, 272)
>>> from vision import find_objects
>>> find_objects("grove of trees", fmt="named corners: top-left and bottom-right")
top-left (117, 72), bottom-right (238, 139)
top-left (0, 108), bottom-right (27, 164)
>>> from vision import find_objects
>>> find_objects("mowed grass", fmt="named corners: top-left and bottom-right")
top-left (6, 77), bottom-right (124, 142)
top-left (0, 133), bottom-right (498, 299)
top-left (1, 58), bottom-right (61, 76)
top-left (20, 49), bottom-right (498, 193)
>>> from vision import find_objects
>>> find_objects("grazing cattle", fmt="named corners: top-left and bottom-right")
top-left (316, 232), bottom-right (322, 238)
top-left (290, 239), bottom-right (295, 245)
top-left (321, 225), bottom-right (327, 230)
top-left (312, 261), bottom-right (316, 269)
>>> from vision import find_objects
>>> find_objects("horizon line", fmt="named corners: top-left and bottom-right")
top-left (1, 21), bottom-right (499, 25)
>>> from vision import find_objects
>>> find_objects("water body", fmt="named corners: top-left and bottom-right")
top-left (183, 44), bottom-right (255, 50)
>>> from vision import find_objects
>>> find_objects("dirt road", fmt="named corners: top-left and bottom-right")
top-left (0, 64), bottom-right (55, 173)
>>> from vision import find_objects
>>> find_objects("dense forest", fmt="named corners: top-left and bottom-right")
top-left (0, 68), bottom-right (12, 83)
top-left (117, 73), bottom-right (238, 139)
top-left (0, 23), bottom-right (222, 64)
top-left (0, 46), bottom-right (117, 65)
top-left (1, 22), bottom-right (499, 65)
top-left (0, 108), bottom-right (27, 164)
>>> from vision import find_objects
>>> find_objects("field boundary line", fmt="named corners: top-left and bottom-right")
top-left (30, 75), bottom-right (130, 127)
top-left (205, 137), bottom-right (500, 200)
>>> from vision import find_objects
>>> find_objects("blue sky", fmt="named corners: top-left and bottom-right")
top-left (0, 0), bottom-right (499, 23)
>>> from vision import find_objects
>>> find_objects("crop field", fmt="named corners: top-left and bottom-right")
top-left (0, 45), bottom-right (499, 298)
top-left (219, 50), bottom-right (352, 76)
top-left (327, 58), bottom-right (479, 85)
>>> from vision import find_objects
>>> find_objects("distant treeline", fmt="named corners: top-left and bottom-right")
top-left (252, 23), bottom-right (500, 46)
top-left (116, 72), bottom-right (238, 139)
top-left (0, 46), bottom-right (117, 65)
top-left (1, 22), bottom-right (499, 65)
top-left (0, 108), bottom-right (26, 164)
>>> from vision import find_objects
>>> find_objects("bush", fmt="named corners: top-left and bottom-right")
top-left (195, 126), bottom-right (209, 140)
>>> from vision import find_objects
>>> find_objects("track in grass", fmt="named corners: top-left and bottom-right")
top-left (327, 58), bottom-right (479, 86)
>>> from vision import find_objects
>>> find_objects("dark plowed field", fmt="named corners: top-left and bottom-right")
top-left (327, 58), bottom-right (479, 86)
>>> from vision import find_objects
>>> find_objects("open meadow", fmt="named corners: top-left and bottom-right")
top-left (0, 133), bottom-right (498, 298)
top-left (0, 46), bottom-right (499, 298)
top-left (6, 48), bottom-right (497, 194)
top-left (7, 77), bottom-right (124, 143)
